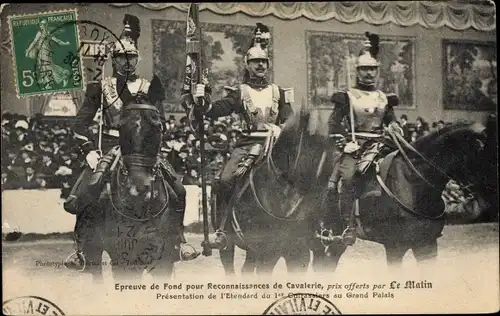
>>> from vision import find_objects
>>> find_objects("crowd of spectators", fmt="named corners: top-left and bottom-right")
top-left (1, 112), bottom-right (245, 195)
top-left (398, 114), bottom-right (450, 142)
top-left (0, 110), bottom-right (489, 210)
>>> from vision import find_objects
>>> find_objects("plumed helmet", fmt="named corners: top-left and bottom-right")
top-left (245, 22), bottom-right (271, 64)
top-left (356, 32), bottom-right (380, 68)
top-left (112, 14), bottom-right (141, 57)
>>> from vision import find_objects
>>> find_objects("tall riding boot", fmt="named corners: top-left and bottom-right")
top-left (341, 190), bottom-right (357, 246)
top-left (64, 211), bottom-right (93, 272)
top-left (172, 200), bottom-right (200, 261)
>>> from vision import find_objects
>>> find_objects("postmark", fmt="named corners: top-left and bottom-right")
top-left (47, 19), bottom-right (130, 111)
top-left (263, 293), bottom-right (342, 315)
top-left (8, 9), bottom-right (83, 98)
top-left (3, 296), bottom-right (65, 315)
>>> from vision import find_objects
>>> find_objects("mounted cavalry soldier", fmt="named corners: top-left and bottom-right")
top-left (185, 23), bottom-right (294, 213)
top-left (328, 32), bottom-right (403, 245)
top-left (64, 14), bottom-right (198, 271)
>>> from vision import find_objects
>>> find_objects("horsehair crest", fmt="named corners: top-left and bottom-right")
top-left (253, 22), bottom-right (271, 50)
top-left (364, 31), bottom-right (379, 59)
top-left (123, 14), bottom-right (141, 47)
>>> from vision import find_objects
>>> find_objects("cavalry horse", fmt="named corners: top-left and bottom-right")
top-left (83, 80), bottom-right (180, 282)
top-left (208, 106), bottom-right (337, 276)
top-left (312, 117), bottom-right (498, 272)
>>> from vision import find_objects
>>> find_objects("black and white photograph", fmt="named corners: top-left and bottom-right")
top-left (1, 2), bottom-right (498, 315)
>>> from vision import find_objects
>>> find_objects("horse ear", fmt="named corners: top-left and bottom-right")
top-left (299, 97), bottom-right (311, 130)
top-left (148, 75), bottom-right (165, 104)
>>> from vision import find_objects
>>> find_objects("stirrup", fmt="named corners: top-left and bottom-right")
top-left (213, 230), bottom-right (229, 250)
top-left (63, 251), bottom-right (86, 272)
top-left (341, 227), bottom-right (357, 246)
top-left (179, 243), bottom-right (200, 262)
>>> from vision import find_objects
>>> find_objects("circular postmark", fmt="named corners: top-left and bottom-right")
top-left (263, 293), bottom-right (342, 315)
top-left (35, 19), bottom-right (129, 110)
top-left (3, 296), bottom-right (65, 315)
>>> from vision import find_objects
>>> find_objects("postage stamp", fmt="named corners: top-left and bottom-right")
top-left (263, 293), bottom-right (342, 315)
top-left (7, 9), bottom-right (83, 98)
top-left (2, 296), bottom-right (65, 315)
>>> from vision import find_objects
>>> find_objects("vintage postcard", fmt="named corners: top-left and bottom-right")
top-left (1, 2), bottom-right (498, 315)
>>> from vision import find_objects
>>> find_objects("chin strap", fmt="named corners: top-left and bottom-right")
top-left (245, 76), bottom-right (268, 89)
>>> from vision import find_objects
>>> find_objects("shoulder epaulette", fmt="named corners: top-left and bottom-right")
top-left (282, 87), bottom-right (295, 104)
top-left (386, 93), bottom-right (399, 107)
top-left (223, 86), bottom-right (239, 92)
top-left (331, 90), bottom-right (348, 107)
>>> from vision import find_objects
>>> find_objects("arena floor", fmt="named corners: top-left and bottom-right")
top-left (2, 223), bottom-right (499, 315)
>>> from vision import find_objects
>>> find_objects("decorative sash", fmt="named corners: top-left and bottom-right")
top-left (102, 77), bottom-right (122, 111)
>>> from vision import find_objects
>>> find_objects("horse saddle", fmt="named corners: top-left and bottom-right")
top-left (355, 150), bottom-right (399, 200)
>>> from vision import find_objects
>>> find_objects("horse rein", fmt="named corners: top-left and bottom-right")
top-left (389, 130), bottom-right (480, 199)
top-left (107, 103), bottom-right (169, 222)
top-left (252, 128), bottom-right (326, 220)
top-left (373, 129), bottom-right (485, 220)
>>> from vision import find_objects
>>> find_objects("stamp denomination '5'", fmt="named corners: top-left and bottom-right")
top-left (8, 9), bottom-right (83, 97)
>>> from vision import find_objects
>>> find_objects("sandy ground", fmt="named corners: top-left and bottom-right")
top-left (2, 223), bottom-right (499, 315)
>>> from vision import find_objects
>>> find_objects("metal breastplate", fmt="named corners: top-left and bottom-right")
top-left (240, 84), bottom-right (279, 132)
top-left (99, 77), bottom-right (150, 129)
top-left (347, 88), bottom-right (388, 132)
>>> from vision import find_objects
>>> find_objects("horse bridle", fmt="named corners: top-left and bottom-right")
top-left (389, 129), bottom-right (484, 200)
top-left (107, 103), bottom-right (170, 222)
top-left (370, 129), bottom-right (486, 220)
top-left (252, 128), bottom-right (327, 220)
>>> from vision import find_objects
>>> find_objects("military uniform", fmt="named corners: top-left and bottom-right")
top-left (328, 32), bottom-right (402, 244)
top-left (64, 14), bottom-right (198, 271)
top-left (206, 81), bottom-right (294, 198)
top-left (187, 23), bottom-right (294, 208)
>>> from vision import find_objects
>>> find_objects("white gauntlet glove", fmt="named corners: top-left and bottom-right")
top-left (85, 150), bottom-right (101, 170)
top-left (343, 141), bottom-right (360, 154)
top-left (387, 122), bottom-right (404, 136)
top-left (192, 84), bottom-right (211, 111)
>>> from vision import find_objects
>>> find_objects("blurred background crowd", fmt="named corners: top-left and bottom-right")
top-left (1, 112), bottom-right (244, 195)
top-left (1, 111), bottom-right (496, 222)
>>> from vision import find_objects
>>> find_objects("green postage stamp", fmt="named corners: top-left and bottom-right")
top-left (8, 9), bottom-right (83, 97)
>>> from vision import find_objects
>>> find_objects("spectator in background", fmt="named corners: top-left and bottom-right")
top-left (437, 120), bottom-right (446, 131)
top-left (182, 167), bottom-right (200, 186)
top-left (59, 176), bottom-right (73, 200)
top-left (39, 153), bottom-right (58, 188)
top-left (175, 146), bottom-right (197, 173)
top-left (14, 150), bottom-right (34, 169)
top-left (1, 169), bottom-right (20, 190)
top-left (20, 165), bottom-right (40, 189)
top-left (410, 130), bottom-right (418, 143)
top-left (399, 114), bottom-right (411, 142)
top-left (415, 116), bottom-right (428, 138)
top-left (422, 126), bottom-right (431, 136)
top-left (431, 122), bottom-right (438, 133)
top-left (35, 173), bottom-right (47, 189)
top-left (11, 120), bottom-right (29, 148)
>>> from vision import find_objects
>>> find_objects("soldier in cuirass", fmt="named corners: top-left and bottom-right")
top-left (327, 32), bottom-right (404, 245)
top-left (63, 15), bottom-right (199, 271)
top-left (183, 23), bottom-right (294, 208)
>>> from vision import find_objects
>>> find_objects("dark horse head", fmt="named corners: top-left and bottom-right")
top-left (215, 104), bottom-right (336, 275)
top-left (412, 118), bottom-right (497, 211)
top-left (271, 105), bottom-right (334, 197)
top-left (119, 76), bottom-right (164, 196)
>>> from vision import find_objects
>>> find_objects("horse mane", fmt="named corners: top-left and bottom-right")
top-left (412, 122), bottom-right (472, 151)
